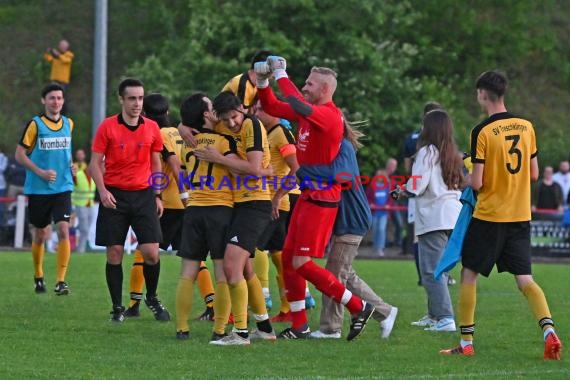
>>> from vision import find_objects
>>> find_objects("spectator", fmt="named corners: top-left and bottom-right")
top-left (72, 148), bottom-right (95, 253)
top-left (396, 109), bottom-right (463, 333)
top-left (384, 157), bottom-right (403, 249)
top-left (6, 156), bottom-right (26, 198)
top-left (44, 39), bottom-right (74, 90)
top-left (44, 39), bottom-right (74, 114)
top-left (366, 169), bottom-right (390, 257)
top-left (532, 166), bottom-right (563, 213)
top-left (552, 160), bottom-right (570, 206)
top-left (403, 101), bottom-right (444, 285)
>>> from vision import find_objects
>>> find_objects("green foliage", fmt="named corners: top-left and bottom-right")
top-left (1, 252), bottom-right (569, 379)
top-left (0, 0), bottom-right (568, 175)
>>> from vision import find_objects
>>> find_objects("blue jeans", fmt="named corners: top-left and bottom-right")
top-left (372, 212), bottom-right (388, 251)
top-left (389, 210), bottom-right (403, 246)
top-left (418, 230), bottom-right (454, 320)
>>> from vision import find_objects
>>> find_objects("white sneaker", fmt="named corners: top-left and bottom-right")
top-left (380, 306), bottom-right (398, 339)
top-left (309, 330), bottom-right (341, 339)
top-left (411, 315), bottom-right (436, 327)
top-left (424, 317), bottom-right (456, 332)
top-left (209, 331), bottom-right (251, 345)
top-left (249, 328), bottom-right (277, 341)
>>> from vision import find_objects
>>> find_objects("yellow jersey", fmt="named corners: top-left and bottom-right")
top-left (471, 112), bottom-right (537, 222)
top-left (181, 131), bottom-right (236, 207)
top-left (160, 126), bottom-right (185, 210)
top-left (266, 124), bottom-right (297, 211)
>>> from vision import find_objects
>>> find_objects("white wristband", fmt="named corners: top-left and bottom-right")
top-left (273, 69), bottom-right (288, 80)
top-left (256, 78), bottom-right (269, 89)
top-left (180, 192), bottom-right (189, 200)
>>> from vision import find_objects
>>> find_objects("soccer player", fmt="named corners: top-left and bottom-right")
top-left (174, 93), bottom-right (236, 340)
top-left (440, 71), bottom-right (562, 359)
top-left (222, 50), bottom-right (273, 114)
top-left (16, 83), bottom-right (74, 295)
top-left (256, 57), bottom-right (375, 340)
top-left (123, 93), bottom-right (215, 321)
top-left (194, 91), bottom-right (276, 345)
top-left (90, 78), bottom-right (170, 322)
top-left (252, 100), bottom-right (299, 320)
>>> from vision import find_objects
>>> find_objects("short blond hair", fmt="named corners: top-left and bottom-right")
top-left (311, 66), bottom-right (338, 78)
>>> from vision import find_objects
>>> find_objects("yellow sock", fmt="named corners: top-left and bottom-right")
top-left (276, 274), bottom-right (290, 313)
top-left (246, 274), bottom-right (268, 317)
top-left (213, 281), bottom-right (231, 335)
top-left (522, 281), bottom-right (553, 332)
top-left (197, 261), bottom-right (215, 307)
top-left (55, 239), bottom-right (71, 282)
top-left (254, 249), bottom-right (269, 289)
top-left (229, 280), bottom-right (248, 330)
top-left (175, 277), bottom-right (193, 333)
top-left (129, 250), bottom-right (145, 307)
top-left (458, 283), bottom-right (476, 342)
top-left (271, 251), bottom-right (290, 313)
top-left (32, 242), bottom-right (45, 278)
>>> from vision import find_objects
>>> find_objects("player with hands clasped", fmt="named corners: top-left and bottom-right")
top-left (255, 55), bottom-right (375, 341)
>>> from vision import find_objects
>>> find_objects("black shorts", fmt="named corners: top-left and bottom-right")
top-left (461, 218), bottom-right (532, 277)
top-left (27, 192), bottom-right (72, 228)
top-left (160, 208), bottom-right (184, 250)
top-left (228, 200), bottom-right (272, 256)
top-left (95, 187), bottom-right (162, 246)
top-left (177, 206), bottom-right (233, 261)
top-left (257, 210), bottom-right (289, 251)
top-left (287, 193), bottom-right (299, 229)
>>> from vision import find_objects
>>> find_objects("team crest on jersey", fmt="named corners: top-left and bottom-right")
top-left (297, 129), bottom-right (310, 151)
top-left (38, 137), bottom-right (71, 150)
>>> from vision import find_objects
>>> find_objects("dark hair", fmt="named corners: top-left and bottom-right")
top-left (476, 71), bottom-right (508, 100)
top-left (143, 93), bottom-right (170, 127)
top-left (180, 92), bottom-right (209, 128)
top-left (213, 91), bottom-right (242, 116)
top-left (118, 78), bottom-right (144, 97)
top-left (419, 109), bottom-right (464, 190)
top-left (42, 83), bottom-right (65, 98)
top-left (423, 101), bottom-right (442, 115)
top-left (250, 50), bottom-right (272, 69)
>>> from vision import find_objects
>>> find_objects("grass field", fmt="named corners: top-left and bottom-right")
top-left (1, 251), bottom-right (568, 379)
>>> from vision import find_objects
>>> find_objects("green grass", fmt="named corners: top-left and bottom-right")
top-left (0, 252), bottom-right (568, 379)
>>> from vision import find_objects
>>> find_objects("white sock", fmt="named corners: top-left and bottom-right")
top-left (543, 327), bottom-right (554, 341)
top-left (460, 339), bottom-right (473, 348)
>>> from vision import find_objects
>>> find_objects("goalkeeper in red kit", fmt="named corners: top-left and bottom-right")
top-left (256, 56), bottom-right (375, 341)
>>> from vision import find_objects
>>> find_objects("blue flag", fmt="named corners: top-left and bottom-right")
top-left (434, 187), bottom-right (477, 280)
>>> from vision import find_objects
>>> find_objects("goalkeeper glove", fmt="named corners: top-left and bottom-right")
top-left (253, 61), bottom-right (271, 88)
top-left (267, 56), bottom-right (288, 80)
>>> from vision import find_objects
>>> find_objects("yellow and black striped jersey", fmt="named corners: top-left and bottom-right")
top-left (267, 124), bottom-right (297, 211)
top-left (160, 127), bottom-right (185, 210)
top-left (181, 131), bottom-right (236, 207)
top-left (227, 116), bottom-right (271, 203)
top-left (470, 112), bottom-right (537, 222)
top-left (222, 72), bottom-right (257, 109)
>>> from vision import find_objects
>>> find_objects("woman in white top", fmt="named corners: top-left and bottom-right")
top-left (396, 109), bottom-right (464, 332)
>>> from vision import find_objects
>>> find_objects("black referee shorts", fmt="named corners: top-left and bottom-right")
top-left (95, 187), bottom-right (162, 246)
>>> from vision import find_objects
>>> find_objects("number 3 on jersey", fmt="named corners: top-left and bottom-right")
top-left (505, 134), bottom-right (521, 174)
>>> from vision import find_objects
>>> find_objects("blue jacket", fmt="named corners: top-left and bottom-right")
top-left (297, 139), bottom-right (372, 236)
top-left (434, 187), bottom-right (477, 280)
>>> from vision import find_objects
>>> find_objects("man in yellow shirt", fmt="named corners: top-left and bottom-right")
top-left (44, 39), bottom-right (74, 88)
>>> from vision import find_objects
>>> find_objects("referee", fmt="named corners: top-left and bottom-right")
top-left (90, 78), bottom-right (170, 322)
